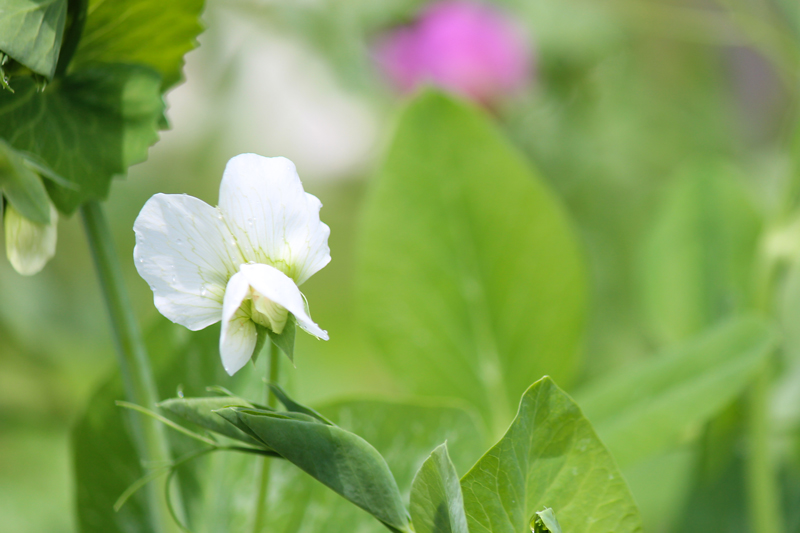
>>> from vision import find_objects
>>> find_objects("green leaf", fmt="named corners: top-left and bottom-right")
top-left (267, 315), bottom-right (296, 363)
top-left (159, 396), bottom-right (265, 447)
top-left (638, 160), bottom-right (762, 345)
top-left (532, 508), bottom-right (562, 533)
top-left (260, 399), bottom-right (486, 533)
top-left (0, 140), bottom-right (50, 224)
top-left (268, 383), bottom-right (334, 425)
top-left (226, 406), bottom-right (413, 532)
top-left (409, 443), bottom-right (469, 533)
top-left (0, 63), bottom-right (164, 213)
top-left (574, 316), bottom-right (777, 467)
top-left (357, 91), bottom-right (587, 430)
top-left (70, 0), bottom-right (205, 90)
top-left (0, 0), bottom-right (67, 78)
top-left (460, 376), bottom-right (642, 533)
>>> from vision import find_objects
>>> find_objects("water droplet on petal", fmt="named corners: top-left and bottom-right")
top-left (176, 238), bottom-right (183, 246)
top-left (200, 285), bottom-right (208, 297)
top-left (171, 275), bottom-right (177, 283)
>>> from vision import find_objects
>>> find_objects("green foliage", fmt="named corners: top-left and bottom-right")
top-left (460, 377), bottom-right (642, 533)
top-left (575, 316), bottom-right (777, 468)
top-left (0, 140), bottom-right (50, 224)
top-left (409, 443), bottom-right (468, 533)
top-left (69, 0), bottom-right (205, 90)
top-left (267, 315), bottom-right (296, 363)
top-left (639, 161), bottom-right (763, 345)
top-left (159, 396), bottom-right (264, 447)
top-left (0, 64), bottom-right (164, 213)
top-left (222, 405), bottom-right (413, 532)
top-left (0, 0), bottom-right (67, 78)
top-left (357, 91), bottom-right (586, 430)
top-left (532, 508), bottom-right (562, 533)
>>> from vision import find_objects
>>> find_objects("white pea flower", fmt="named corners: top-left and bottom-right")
top-left (133, 154), bottom-right (330, 375)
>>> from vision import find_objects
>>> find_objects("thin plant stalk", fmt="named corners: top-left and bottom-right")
top-left (251, 341), bottom-right (280, 533)
top-left (81, 200), bottom-right (180, 533)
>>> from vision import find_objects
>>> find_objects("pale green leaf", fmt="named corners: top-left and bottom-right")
top-left (0, 0), bottom-right (67, 78)
top-left (460, 377), bottom-right (642, 533)
top-left (159, 396), bottom-right (264, 447)
top-left (574, 316), bottom-right (776, 467)
top-left (357, 91), bottom-right (586, 430)
top-left (70, 0), bottom-right (205, 90)
top-left (0, 64), bottom-right (164, 213)
top-left (0, 139), bottom-right (49, 224)
top-left (409, 443), bottom-right (469, 533)
top-left (639, 160), bottom-right (762, 345)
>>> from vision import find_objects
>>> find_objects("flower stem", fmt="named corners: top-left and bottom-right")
top-left (252, 341), bottom-right (280, 533)
top-left (81, 201), bottom-right (180, 532)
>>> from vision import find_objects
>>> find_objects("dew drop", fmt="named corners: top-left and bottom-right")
top-left (176, 238), bottom-right (183, 246)
top-left (138, 258), bottom-right (144, 264)
top-left (200, 285), bottom-right (208, 297)
top-left (171, 275), bottom-right (177, 283)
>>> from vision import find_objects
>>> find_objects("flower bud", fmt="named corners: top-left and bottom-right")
top-left (4, 201), bottom-right (57, 275)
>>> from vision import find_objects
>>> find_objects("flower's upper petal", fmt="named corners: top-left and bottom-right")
top-left (219, 304), bottom-right (257, 376)
top-left (4, 202), bottom-right (57, 276)
top-left (134, 193), bottom-right (244, 331)
top-left (218, 154), bottom-right (331, 285)
top-left (240, 263), bottom-right (329, 340)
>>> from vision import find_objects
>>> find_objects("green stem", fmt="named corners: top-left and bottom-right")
top-left (251, 342), bottom-right (280, 533)
top-left (81, 201), bottom-right (179, 533)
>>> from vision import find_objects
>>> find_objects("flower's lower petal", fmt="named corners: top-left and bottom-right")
top-left (218, 154), bottom-right (331, 285)
top-left (4, 202), bottom-right (57, 276)
top-left (220, 305), bottom-right (257, 376)
top-left (240, 263), bottom-right (328, 340)
top-left (222, 271), bottom-right (250, 326)
top-left (134, 193), bottom-right (244, 331)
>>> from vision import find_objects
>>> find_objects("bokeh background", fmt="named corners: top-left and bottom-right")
top-left (1, 0), bottom-right (798, 531)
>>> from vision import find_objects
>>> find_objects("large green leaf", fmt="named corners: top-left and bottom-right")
top-left (638, 161), bottom-right (762, 345)
top-left (409, 443), bottom-right (469, 533)
top-left (258, 400), bottom-right (485, 533)
top-left (460, 377), bottom-right (642, 533)
top-left (574, 316), bottom-right (776, 468)
top-left (70, 0), bottom-right (205, 90)
top-left (357, 91), bottom-right (586, 430)
top-left (0, 64), bottom-right (164, 213)
top-left (0, 0), bottom-right (67, 78)
top-left (0, 140), bottom-right (50, 224)
top-left (226, 405), bottom-right (413, 532)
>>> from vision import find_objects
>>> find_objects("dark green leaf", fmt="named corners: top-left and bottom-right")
top-left (228, 406), bottom-right (413, 532)
top-left (70, 0), bottom-right (205, 90)
top-left (267, 314), bottom-right (296, 363)
top-left (639, 160), bottom-right (762, 344)
top-left (409, 443), bottom-right (468, 533)
top-left (159, 396), bottom-right (264, 447)
top-left (0, 0), bottom-right (67, 78)
top-left (0, 140), bottom-right (50, 224)
top-left (574, 316), bottom-right (776, 467)
top-left (268, 383), bottom-right (333, 425)
top-left (460, 376), bottom-right (642, 533)
top-left (357, 91), bottom-right (587, 430)
top-left (0, 64), bottom-right (164, 213)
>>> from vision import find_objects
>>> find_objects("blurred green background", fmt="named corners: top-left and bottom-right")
top-left (1, 0), bottom-right (798, 531)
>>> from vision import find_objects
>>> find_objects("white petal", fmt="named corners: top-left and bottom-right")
top-left (219, 305), bottom-right (257, 376)
top-left (4, 203), bottom-right (57, 276)
top-left (134, 193), bottom-right (244, 331)
top-left (218, 154), bottom-right (331, 285)
top-left (240, 263), bottom-right (329, 340)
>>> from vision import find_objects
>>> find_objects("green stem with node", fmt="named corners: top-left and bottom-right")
top-left (81, 200), bottom-right (181, 533)
top-left (251, 340), bottom-right (280, 533)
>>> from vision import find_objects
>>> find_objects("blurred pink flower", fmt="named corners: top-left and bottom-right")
top-left (373, 1), bottom-right (532, 104)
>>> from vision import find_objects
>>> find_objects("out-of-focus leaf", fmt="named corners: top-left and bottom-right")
top-left (0, 64), bottom-right (164, 213)
top-left (639, 161), bottom-right (762, 345)
top-left (357, 91), bottom-right (586, 431)
top-left (460, 376), bottom-right (642, 533)
top-left (532, 508), bottom-right (562, 533)
top-left (0, 0), bottom-right (67, 78)
top-left (70, 0), bottom-right (205, 90)
top-left (574, 316), bottom-right (776, 467)
top-left (259, 399), bottom-right (485, 533)
top-left (227, 406), bottom-right (413, 532)
top-left (0, 140), bottom-right (50, 224)
top-left (159, 396), bottom-right (263, 447)
top-left (409, 443), bottom-right (468, 533)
